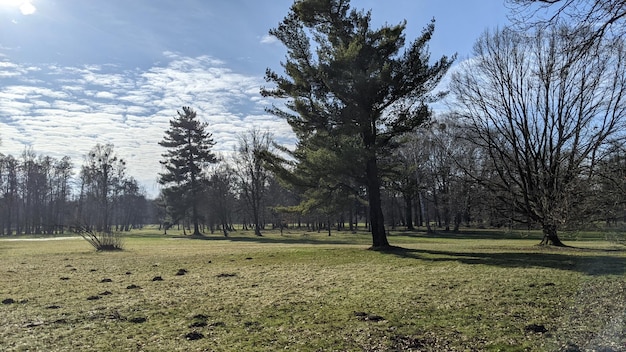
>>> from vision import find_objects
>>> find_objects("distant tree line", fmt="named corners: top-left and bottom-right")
top-left (0, 150), bottom-right (72, 235)
top-left (0, 144), bottom-right (151, 235)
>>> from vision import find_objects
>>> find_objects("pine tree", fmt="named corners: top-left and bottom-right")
top-left (262, 0), bottom-right (453, 248)
top-left (158, 107), bottom-right (217, 236)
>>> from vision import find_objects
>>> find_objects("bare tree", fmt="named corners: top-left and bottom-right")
top-left (508, 0), bottom-right (626, 45)
top-left (450, 27), bottom-right (626, 245)
top-left (78, 144), bottom-right (128, 232)
top-left (206, 161), bottom-right (237, 237)
top-left (233, 129), bottom-right (273, 236)
top-left (593, 141), bottom-right (626, 225)
top-left (1, 151), bottom-right (74, 235)
top-left (0, 155), bottom-right (19, 235)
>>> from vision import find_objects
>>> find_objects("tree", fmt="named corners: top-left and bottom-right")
top-left (450, 27), bottom-right (626, 245)
top-left (233, 129), bottom-right (274, 236)
top-left (593, 142), bottom-right (626, 225)
top-left (0, 153), bottom-right (72, 235)
top-left (114, 178), bottom-right (147, 231)
top-left (508, 0), bottom-right (626, 46)
top-left (78, 144), bottom-right (128, 232)
top-left (159, 106), bottom-right (217, 236)
top-left (0, 155), bottom-right (19, 235)
top-left (47, 156), bottom-right (73, 234)
top-left (262, 0), bottom-right (453, 248)
top-left (206, 161), bottom-right (237, 237)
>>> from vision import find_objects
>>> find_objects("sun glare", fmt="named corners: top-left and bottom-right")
top-left (0, 0), bottom-right (36, 15)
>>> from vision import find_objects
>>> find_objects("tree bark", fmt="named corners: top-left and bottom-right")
top-left (404, 193), bottom-right (415, 230)
top-left (366, 157), bottom-right (390, 248)
top-left (540, 224), bottom-right (565, 246)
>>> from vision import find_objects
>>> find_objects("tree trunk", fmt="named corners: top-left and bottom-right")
top-left (366, 157), bottom-right (390, 248)
top-left (192, 207), bottom-right (201, 236)
top-left (190, 172), bottom-right (202, 236)
top-left (404, 193), bottom-right (415, 231)
top-left (540, 224), bottom-right (564, 246)
top-left (252, 203), bottom-right (262, 236)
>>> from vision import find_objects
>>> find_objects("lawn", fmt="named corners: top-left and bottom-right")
top-left (1, 228), bottom-right (625, 351)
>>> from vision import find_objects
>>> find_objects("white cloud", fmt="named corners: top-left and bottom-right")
top-left (260, 34), bottom-right (279, 45)
top-left (0, 53), bottom-right (293, 198)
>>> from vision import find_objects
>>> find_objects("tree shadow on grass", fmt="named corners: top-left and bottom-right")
top-left (392, 228), bottom-right (532, 240)
top-left (392, 228), bottom-right (624, 243)
top-left (172, 232), bottom-right (370, 246)
top-left (378, 246), bottom-right (626, 276)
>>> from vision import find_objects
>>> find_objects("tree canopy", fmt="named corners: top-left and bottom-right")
top-left (262, 0), bottom-right (454, 248)
top-left (158, 107), bottom-right (217, 236)
top-left (450, 27), bottom-right (626, 245)
top-left (508, 0), bottom-right (626, 45)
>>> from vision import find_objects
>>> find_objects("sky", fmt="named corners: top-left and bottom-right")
top-left (0, 0), bottom-right (511, 198)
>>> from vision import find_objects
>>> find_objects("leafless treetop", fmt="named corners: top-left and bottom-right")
top-left (508, 0), bottom-right (626, 42)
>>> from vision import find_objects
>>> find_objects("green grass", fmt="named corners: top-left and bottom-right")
top-left (1, 228), bottom-right (625, 351)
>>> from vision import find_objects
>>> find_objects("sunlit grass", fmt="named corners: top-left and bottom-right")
top-left (1, 228), bottom-right (625, 351)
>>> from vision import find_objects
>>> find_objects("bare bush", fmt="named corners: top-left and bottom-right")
top-left (73, 225), bottom-right (124, 251)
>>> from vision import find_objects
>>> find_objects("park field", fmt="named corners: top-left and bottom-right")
top-left (1, 228), bottom-right (625, 351)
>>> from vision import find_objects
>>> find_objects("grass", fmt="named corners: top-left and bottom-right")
top-left (1, 227), bottom-right (625, 351)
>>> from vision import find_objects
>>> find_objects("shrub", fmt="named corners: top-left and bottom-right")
top-left (73, 225), bottom-right (124, 251)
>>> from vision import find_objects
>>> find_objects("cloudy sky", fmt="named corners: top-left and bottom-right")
top-left (0, 0), bottom-right (511, 198)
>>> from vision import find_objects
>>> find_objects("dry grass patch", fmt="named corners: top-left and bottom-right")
top-left (0, 230), bottom-right (625, 351)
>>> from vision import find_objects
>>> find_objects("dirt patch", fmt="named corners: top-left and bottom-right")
top-left (353, 311), bottom-right (385, 322)
top-left (185, 331), bottom-right (204, 340)
top-left (525, 323), bottom-right (548, 334)
top-left (216, 273), bottom-right (237, 278)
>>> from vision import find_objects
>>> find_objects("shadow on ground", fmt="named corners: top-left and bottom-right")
top-left (172, 232), bottom-right (369, 246)
top-left (170, 230), bottom-right (626, 276)
top-left (378, 246), bottom-right (626, 276)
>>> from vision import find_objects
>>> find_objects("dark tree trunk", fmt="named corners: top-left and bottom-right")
top-left (252, 203), bottom-right (262, 236)
top-left (404, 193), bottom-right (415, 231)
top-left (540, 224), bottom-right (564, 246)
top-left (254, 221), bottom-right (262, 236)
top-left (366, 157), bottom-right (390, 248)
top-left (190, 173), bottom-right (202, 237)
top-left (192, 207), bottom-right (201, 236)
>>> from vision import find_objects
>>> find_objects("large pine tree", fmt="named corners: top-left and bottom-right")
top-left (159, 107), bottom-right (217, 236)
top-left (262, 0), bottom-right (453, 248)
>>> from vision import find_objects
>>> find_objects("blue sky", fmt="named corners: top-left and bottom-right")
top-left (0, 0), bottom-right (511, 197)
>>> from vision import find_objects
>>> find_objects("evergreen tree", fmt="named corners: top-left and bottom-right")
top-left (262, 0), bottom-right (453, 248)
top-left (159, 107), bottom-right (217, 236)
